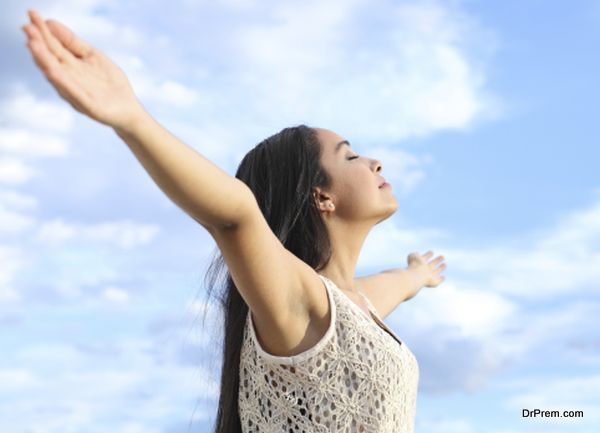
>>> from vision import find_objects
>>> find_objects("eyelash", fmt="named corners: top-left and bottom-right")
top-left (347, 155), bottom-right (359, 160)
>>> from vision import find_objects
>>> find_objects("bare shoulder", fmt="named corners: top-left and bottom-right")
top-left (207, 197), bottom-right (332, 358)
top-left (253, 264), bottom-right (332, 357)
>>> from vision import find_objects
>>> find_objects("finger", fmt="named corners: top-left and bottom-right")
top-left (424, 251), bottom-right (433, 257)
top-left (36, 47), bottom-right (89, 113)
top-left (25, 25), bottom-right (62, 78)
top-left (46, 19), bottom-right (93, 58)
top-left (29, 10), bottom-right (68, 60)
top-left (22, 24), bottom-right (37, 42)
top-left (28, 10), bottom-right (73, 63)
top-left (23, 21), bottom-right (88, 112)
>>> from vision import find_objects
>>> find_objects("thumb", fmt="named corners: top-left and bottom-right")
top-left (46, 19), bottom-right (92, 58)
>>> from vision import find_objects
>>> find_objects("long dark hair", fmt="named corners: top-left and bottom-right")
top-left (196, 124), bottom-right (335, 433)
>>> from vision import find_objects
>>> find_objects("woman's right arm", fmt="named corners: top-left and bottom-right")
top-left (22, 10), bottom-right (254, 231)
top-left (23, 10), bottom-right (325, 351)
top-left (112, 109), bottom-right (254, 231)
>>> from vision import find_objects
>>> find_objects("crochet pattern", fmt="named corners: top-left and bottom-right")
top-left (238, 274), bottom-right (419, 432)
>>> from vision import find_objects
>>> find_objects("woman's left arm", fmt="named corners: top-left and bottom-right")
top-left (355, 251), bottom-right (447, 318)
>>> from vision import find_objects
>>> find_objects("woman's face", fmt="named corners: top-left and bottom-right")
top-left (314, 128), bottom-right (398, 225)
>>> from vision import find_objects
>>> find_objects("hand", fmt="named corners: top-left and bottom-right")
top-left (21, 9), bottom-right (145, 131)
top-left (407, 250), bottom-right (447, 288)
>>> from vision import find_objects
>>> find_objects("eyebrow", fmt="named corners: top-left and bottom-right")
top-left (334, 140), bottom-right (351, 153)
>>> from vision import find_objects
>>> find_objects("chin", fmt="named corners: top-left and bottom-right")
top-left (375, 207), bottom-right (397, 225)
top-left (386, 197), bottom-right (399, 214)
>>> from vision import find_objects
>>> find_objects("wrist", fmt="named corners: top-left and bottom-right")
top-left (404, 268), bottom-right (426, 299)
top-left (112, 104), bottom-right (151, 137)
top-left (407, 267), bottom-right (427, 286)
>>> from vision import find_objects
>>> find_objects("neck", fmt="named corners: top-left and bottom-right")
top-left (319, 218), bottom-right (372, 293)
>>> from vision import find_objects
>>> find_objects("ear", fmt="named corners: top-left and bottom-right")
top-left (313, 187), bottom-right (335, 212)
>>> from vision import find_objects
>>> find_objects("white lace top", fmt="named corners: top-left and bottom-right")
top-left (238, 274), bottom-right (420, 433)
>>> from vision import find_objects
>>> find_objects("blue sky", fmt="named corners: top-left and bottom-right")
top-left (1, 0), bottom-right (599, 432)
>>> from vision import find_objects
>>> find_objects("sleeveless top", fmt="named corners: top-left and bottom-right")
top-left (237, 274), bottom-right (420, 433)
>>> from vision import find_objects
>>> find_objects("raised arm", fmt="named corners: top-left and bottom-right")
top-left (111, 109), bottom-right (254, 231)
top-left (22, 10), bottom-right (253, 231)
top-left (355, 251), bottom-right (447, 319)
top-left (22, 11), bottom-right (329, 358)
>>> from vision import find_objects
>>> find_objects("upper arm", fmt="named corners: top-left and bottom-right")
top-left (207, 196), bottom-right (319, 346)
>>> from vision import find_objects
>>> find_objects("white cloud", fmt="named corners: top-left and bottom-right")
top-left (154, 117), bottom-right (251, 172)
top-left (0, 86), bottom-right (71, 189)
top-left (0, 217), bottom-right (163, 306)
top-left (102, 286), bottom-right (130, 303)
top-left (0, 84), bottom-right (74, 133)
top-left (0, 286), bottom-right (20, 303)
top-left (0, 200), bottom-right (36, 233)
top-left (448, 201), bottom-right (600, 301)
top-left (33, 219), bottom-right (77, 245)
top-left (401, 297), bottom-right (600, 394)
top-left (20, 2), bottom-right (202, 112)
top-left (41, 0), bottom-right (144, 53)
top-left (227, 0), bottom-right (500, 144)
top-left (54, 282), bottom-right (83, 300)
top-left (7, 0), bottom-right (502, 193)
top-left (0, 129), bottom-right (70, 158)
top-left (360, 221), bottom-right (453, 269)
top-left (35, 218), bottom-right (161, 249)
top-left (155, 80), bottom-right (199, 107)
top-left (366, 146), bottom-right (433, 196)
top-left (0, 245), bottom-right (27, 303)
top-left (496, 300), bottom-right (600, 362)
top-left (15, 342), bottom-right (89, 368)
top-left (410, 282), bottom-right (518, 338)
top-left (0, 188), bottom-right (38, 209)
top-left (0, 85), bottom-right (72, 165)
top-left (0, 368), bottom-right (41, 391)
top-left (110, 55), bottom-right (203, 110)
top-left (3, 336), bottom-right (218, 433)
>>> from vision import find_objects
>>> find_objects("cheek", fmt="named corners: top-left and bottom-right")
top-left (340, 177), bottom-right (375, 206)
top-left (335, 167), bottom-right (375, 205)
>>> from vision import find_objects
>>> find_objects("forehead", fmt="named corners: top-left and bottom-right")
top-left (314, 128), bottom-right (349, 154)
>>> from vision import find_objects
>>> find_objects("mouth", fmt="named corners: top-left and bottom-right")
top-left (378, 179), bottom-right (390, 188)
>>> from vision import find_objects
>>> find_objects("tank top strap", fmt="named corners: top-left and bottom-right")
top-left (357, 290), bottom-right (379, 317)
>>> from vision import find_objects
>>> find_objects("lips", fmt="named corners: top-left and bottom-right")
top-left (378, 178), bottom-right (387, 188)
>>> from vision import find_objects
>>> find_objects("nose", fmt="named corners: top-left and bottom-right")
top-left (371, 158), bottom-right (382, 173)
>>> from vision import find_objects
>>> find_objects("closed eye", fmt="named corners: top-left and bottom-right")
top-left (347, 155), bottom-right (359, 160)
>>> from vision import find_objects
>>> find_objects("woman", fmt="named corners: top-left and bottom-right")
top-left (22, 9), bottom-right (446, 433)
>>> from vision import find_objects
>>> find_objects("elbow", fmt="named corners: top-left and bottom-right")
top-left (204, 180), bottom-right (257, 232)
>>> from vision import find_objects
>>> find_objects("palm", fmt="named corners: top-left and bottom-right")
top-left (58, 50), bottom-right (136, 124)
top-left (22, 10), bottom-right (141, 129)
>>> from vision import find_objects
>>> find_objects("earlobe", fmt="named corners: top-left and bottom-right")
top-left (320, 200), bottom-right (335, 212)
top-left (313, 188), bottom-right (335, 212)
